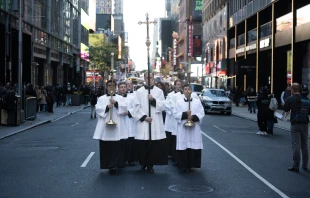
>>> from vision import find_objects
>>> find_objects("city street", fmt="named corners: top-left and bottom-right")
top-left (0, 109), bottom-right (309, 198)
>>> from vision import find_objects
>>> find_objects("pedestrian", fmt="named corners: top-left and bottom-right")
top-left (133, 72), bottom-right (168, 173)
top-left (93, 80), bottom-right (127, 174)
top-left (89, 90), bottom-right (97, 119)
top-left (118, 82), bottom-right (138, 166)
top-left (281, 84), bottom-right (291, 121)
top-left (256, 87), bottom-right (272, 135)
top-left (246, 86), bottom-right (256, 113)
top-left (173, 84), bottom-right (205, 173)
top-left (283, 83), bottom-right (309, 172)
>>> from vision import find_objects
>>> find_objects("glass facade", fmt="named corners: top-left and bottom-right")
top-left (247, 28), bottom-right (257, 43)
top-left (63, 1), bottom-right (71, 43)
top-left (230, 38), bottom-right (235, 48)
top-left (238, 33), bottom-right (245, 46)
top-left (73, 8), bottom-right (79, 47)
top-left (229, 0), bottom-right (274, 28)
top-left (33, 0), bottom-right (48, 31)
top-left (260, 22), bottom-right (271, 38)
top-left (51, 0), bottom-right (61, 37)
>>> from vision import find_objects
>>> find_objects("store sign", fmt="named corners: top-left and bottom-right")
top-left (236, 47), bottom-right (245, 54)
top-left (236, 43), bottom-right (257, 54)
top-left (260, 38), bottom-right (270, 49)
top-left (246, 44), bottom-right (256, 51)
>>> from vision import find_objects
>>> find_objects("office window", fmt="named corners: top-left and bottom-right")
top-left (238, 34), bottom-right (245, 46)
top-left (247, 28), bottom-right (257, 43)
top-left (73, 8), bottom-right (79, 47)
top-left (51, 0), bottom-right (61, 36)
top-left (260, 22), bottom-right (271, 38)
top-left (34, 0), bottom-right (48, 31)
top-left (63, 1), bottom-right (71, 43)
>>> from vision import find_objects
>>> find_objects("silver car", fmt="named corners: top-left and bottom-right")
top-left (200, 88), bottom-right (232, 115)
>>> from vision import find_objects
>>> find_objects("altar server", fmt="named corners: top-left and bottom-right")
top-left (174, 84), bottom-right (205, 173)
top-left (93, 80), bottom-right (127, 174)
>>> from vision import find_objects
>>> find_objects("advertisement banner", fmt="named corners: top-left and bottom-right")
top-left (193, 35), bottom-right (202, 57)
top-left (191, 0), bottom-right (202, 20)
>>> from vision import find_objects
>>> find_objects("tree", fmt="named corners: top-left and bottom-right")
top-left (89, 34), bottom-right (118, 71)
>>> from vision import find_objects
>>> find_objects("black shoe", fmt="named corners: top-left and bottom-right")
top-left (288, 167), bottom-right (299, 172)
top-left (147, 165), bottom-right (154, 173)
top-left (91, 115), bottom-right (93, 119)
top-left (184, 168), bottom-right (190, 173)
top-left (141, 165), bottom-right (147, 170)
top-left (94, 115), bottom-right (97, 118)
top-left (302, 166), bottom-right (308, 171)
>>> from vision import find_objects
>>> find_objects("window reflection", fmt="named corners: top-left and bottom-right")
top-left (73, 8), bottom-right (79, 47)
top-left (230, 38), bottom-right (235, 49)
top-left (276, 12), bottom-right (292, 32)
top-left (63, 1), bottom-right (71, 43)
top-left (238, 34), bottom-right (245, 46)
top-left (297, 4), bottom-right (310, 26)
top-left (34, 28), bottom-right (48, 46)
top-left (248, 28), bottom-right (257, 43)
top-left (260, 22), bottom-right (271, 38)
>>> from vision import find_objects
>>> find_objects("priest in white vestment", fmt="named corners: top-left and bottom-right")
top-left (133, 72), bottom-right (168, 173)
top-left (93, 80), bottom-right (127, 174)
top-left (173, 84), bottom-right (205, 173)
top-left (118, 82), bottom-right (138, 166)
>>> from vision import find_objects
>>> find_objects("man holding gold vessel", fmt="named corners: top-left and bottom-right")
top-left (173, 84), bottom-right (205, 173)
top-left (93, 80), bottom-right (128, 174)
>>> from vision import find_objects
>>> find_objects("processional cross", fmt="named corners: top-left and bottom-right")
top-left (138, 13), bottom-right (157, 148)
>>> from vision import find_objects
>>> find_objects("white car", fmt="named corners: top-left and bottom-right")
top-left (200, 88), bottom-right (232, 115)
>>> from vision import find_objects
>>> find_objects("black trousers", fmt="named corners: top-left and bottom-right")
top-left (136, 139), bottom-right (168, 166)
top-left (99, 140), bottom-right (125, 169)
top-left (176, 149), bottom-right (202, 169)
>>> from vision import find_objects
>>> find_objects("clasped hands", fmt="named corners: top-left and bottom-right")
top-left (108, 99), bottom-right (116, 109)
top-left (186, 110), bottom-right (192, 120)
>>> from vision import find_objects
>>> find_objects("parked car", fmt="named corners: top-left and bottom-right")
top-left (200, 88), bottom-right (232, 115)
top-left (190, 83), bottom-right (204, 96)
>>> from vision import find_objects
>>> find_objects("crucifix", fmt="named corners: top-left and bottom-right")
top-left (138, 13), bottom-right (157, 149)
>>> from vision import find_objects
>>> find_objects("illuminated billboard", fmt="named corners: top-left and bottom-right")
top-left (80, 43), bottom-right (89, 61)
top-left (81, 9), bottom-right (90, 30)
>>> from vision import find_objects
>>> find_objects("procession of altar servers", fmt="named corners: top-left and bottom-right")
top-left (93, 77), bottom-right (205, 174)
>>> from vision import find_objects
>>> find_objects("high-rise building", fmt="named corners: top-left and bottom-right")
top-left (0, 0), bottom-right (89, 87)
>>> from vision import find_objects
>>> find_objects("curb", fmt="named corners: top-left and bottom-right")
top-left (232, 113), bottom-right (290, 132)
top-left (0, 120), bottom-right (51, 140)
top-left (0, 105), bottom-right (90, 140)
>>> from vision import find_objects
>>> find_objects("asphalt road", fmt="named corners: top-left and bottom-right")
top-left (0, 109), bottom-right (309, 198)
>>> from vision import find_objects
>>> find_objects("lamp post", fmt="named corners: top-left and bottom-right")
top-left (138, 13), bottom-right (157, 149)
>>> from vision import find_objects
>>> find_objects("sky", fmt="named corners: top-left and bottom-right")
top-left (123, 0), bottom-right (166, 71)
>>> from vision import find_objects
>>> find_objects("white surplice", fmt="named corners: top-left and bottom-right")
top-left (173, 97), bottom-right (205, 150)
top-left (121, 93), bottom-right (136, 138)
top-left (93, 94), bottom-right (128, 141)
top-left (133, 86), bottom-right (166, 140)
top-left (165, 92), bottom-right (199, 135)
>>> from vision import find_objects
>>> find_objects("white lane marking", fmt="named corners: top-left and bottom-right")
top-left (201, 131), bottom-right (289, 198)
top-left (71, 123), bottom-right (79, 127)
top-left (81, 152), bottom-right (95, 167)
top-left (213, 125), bottom-right (227, 133)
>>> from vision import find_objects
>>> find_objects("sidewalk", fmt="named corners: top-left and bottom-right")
top-left (231, 105), bottom-right (291, 131)
top-left (0, 104), bottom-right (90, 140)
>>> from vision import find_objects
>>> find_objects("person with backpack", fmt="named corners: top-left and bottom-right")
top-left (283, 83), bottom-right (309, 172)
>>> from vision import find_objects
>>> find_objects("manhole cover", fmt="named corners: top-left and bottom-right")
top-left (168, 185), bottom-right (213, 193)
top-left (28, 146), bottom-right (59, 150)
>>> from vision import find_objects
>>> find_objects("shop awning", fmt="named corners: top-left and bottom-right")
top-left (217, 70), bottom-right (226, 76)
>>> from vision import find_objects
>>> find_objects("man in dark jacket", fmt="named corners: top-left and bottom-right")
top-left (256, 88), bottom-right (274, 135)
top-left (283, 83), bottom-right (309, 172)
top-left (90, 90), bottom-right (97, 119)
